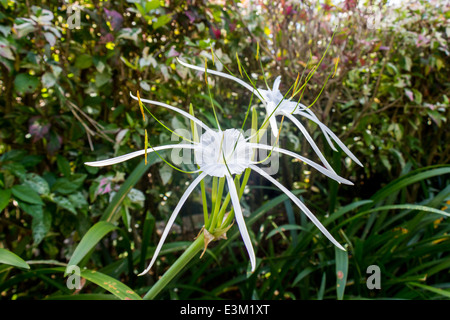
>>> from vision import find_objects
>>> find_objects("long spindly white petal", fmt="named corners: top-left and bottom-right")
top-left (129, 92), bottom-right (212, 132)
top-left (226, 174), bottom-right (256, 272)
top-left (288, 101), bottom-right (337, 151)
top-left (296, 109), bottom-right (337, 152)
top-left (139, 172), bottom-right (208, 276)
top-left (176, 58), bottom-right (265, 102)
top-left (272, 76), bottom-right (282, 92)
top-left (294, 106), bottom-right (363, 167)
top-left (249, 164), bottom-right (346, 251)
top-left (283, 112), bottom-right (336, 173)
top-left (268, 114), bottom-right (279, 138)
top-left (309, 117), bottom-right (364, 167)
top-left (85, 144), bottom-right (197, 167)
top-left (247, 143), bottom-right (353, 185)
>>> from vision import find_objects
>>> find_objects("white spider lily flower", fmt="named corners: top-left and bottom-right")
top-left (85, 95), bottom-right (352, 274)
top-left (177, 58), bottom-right (363, 169)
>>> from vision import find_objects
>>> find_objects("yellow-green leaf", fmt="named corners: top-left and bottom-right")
top-left (80, 269), bottom-right (142, 300)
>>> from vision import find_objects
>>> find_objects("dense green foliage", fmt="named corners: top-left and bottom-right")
top-left (0, 0), bottom-right (449, 300)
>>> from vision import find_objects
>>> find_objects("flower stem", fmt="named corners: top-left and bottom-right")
top-left (142, 233), bottom-right (204, 300)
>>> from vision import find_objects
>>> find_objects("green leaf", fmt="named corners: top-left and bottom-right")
top-left (51, 173), bottom-right (87, 195)
top-left (435, 58), bottom-right (444, 71)
top-left (23, 173), bottom-right (50, 195)
top-left (0, 0), bottom-right (8, 10)
top-left (412, 88), bottom-right (423, 104)
top-left (324, 200), bottom-right (373, 226)
top-left (12, 184), bottom-right (44, 205)
top-left (14, 73), bottom-right (39, 94)
top-left (195, 94), bottom-right (224, 112)
top-left (145, 0), bottom-right (160, 12)
top-left (68, 192), bottom-right (89, 212)
top-left (48, 293), bottom-right (119, 300)
top-left (335, 247), bottom-right (348, 300)
top-left (80, 269), bottom-right (142, 300)
top-left (265, 224), bottom-right (304, 240)
top-left (339, 204), bottom-right (450, 229)
top-left (49, 293), bottom-right (120, 300)
top-left (56, 155), bottom-right (71, 177)
top-left (292, 267), bottom-right (315, 286)
top-left (74, 54), bottom-right (93, 69)
top-left (139, 211), bottom-right (155, 272)
top-left (369, 166), bottom-right (450, 206)
top-left (3, 162), bottom-right (26, 179)
top-left (318, 273), bottom-right (326, 300)
top-left (41, 72), bottom-right (56, 88)
top-left (95, 71), bottom-right (111, 87)
top-left (52, 195), bottom-right (77, 215)
top-left (120, 56), bottom-right (137, 70)
top-left (408, 282), bottom-right (450, 299)
top-left (403, 55), bottom-right (412, 72)
top-left (380, 154), bottom-right (392, 172)
top-left (0, 248), bottom-right (30, 269)
top-left (66, 221), bottom-right (118, 273)
top-left (18, 202), bottom-right (51, 245)
top-left (0, 189), bottom-right (11, 212)
top-left (153, 14), bottom-right (172, 29)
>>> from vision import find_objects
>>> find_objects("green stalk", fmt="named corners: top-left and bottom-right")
top-left (189, 104), bottom-right (209, 224)
top-left (200, 181), bottom-right (209, 225)
top-left (220, 172), bottom-right (248, 228)
top-left (211, 176), bottom-right (218, 213)
top-left (207, 177), bottom-right (226, 230)
top-left (142, 233), bottom-right (204, 300)
top-left (215, 191), bottom-right (231, 227)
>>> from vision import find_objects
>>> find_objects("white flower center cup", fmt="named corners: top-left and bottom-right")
top-left (194, 129), bottom-right (252, 177)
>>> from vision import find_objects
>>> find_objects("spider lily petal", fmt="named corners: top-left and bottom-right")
top-left (250, 164), bottom-right (345, 251)
top-left (247, 143), bottom-right (353, 185)
top-left (294, 106), bottom-right (338, 151)
top-left (129, 92), bottom-right (211, 132)
top-left (272, 76), bottom-right (282, 92)
top-left (226, 174), bottom-right (256, 272)
top-left (268, 116), bottom-right (279, 139)
top-left (282, 112), bottom-right (335, 173)
top-left (290, 105), bottom-right (363, 167)
top-left (177, 58), bottom-right (265, 101)
top-left (139, 172), bottom-right (208, 275)
top-left (84, 144), bottom-right (197, 167)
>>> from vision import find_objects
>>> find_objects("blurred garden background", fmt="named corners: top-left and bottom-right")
top-left (0, 0), bottom-right (449, 300)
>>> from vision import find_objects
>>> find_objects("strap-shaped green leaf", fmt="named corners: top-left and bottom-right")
top-left (335, 247), bottom-right (348, 300)
top-left (368, 166), bottom-right (450, 207)
top-left (0, 248), bottom-right (30, 270)
top-left (80, 269), bottom-right (142, 300)
top-left (408, 282), bottom-right (450, 299)
top-left (66, 221), bottom-right (118, 274)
